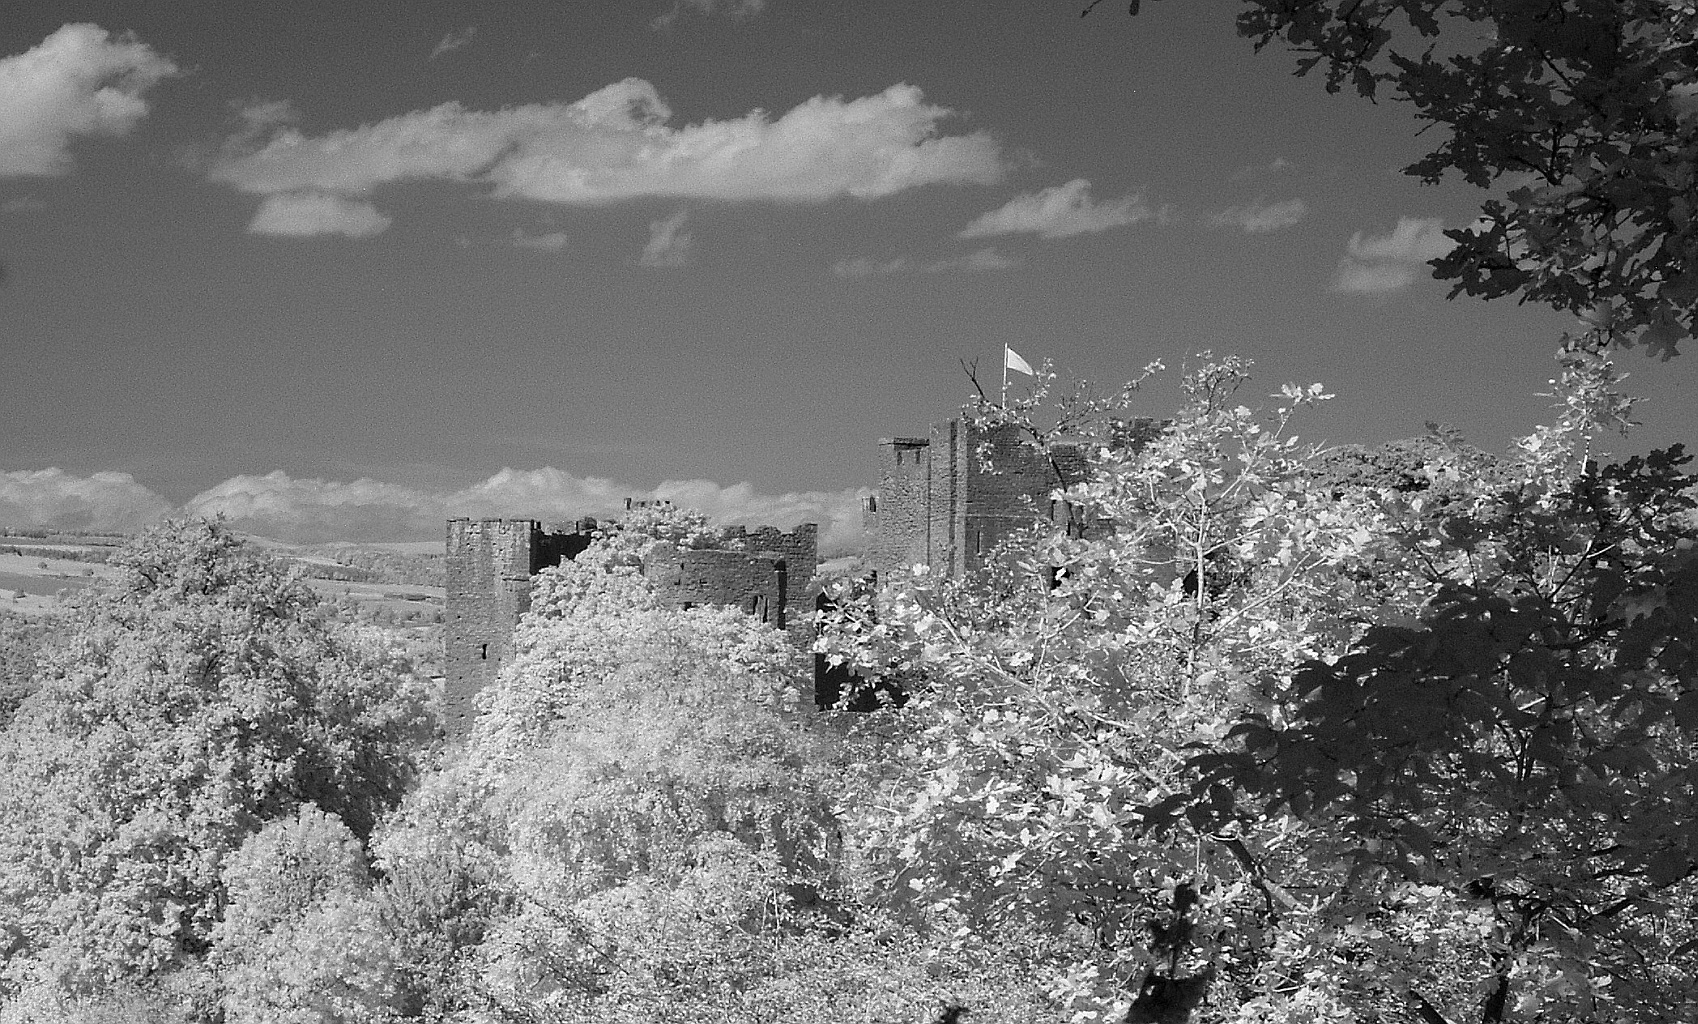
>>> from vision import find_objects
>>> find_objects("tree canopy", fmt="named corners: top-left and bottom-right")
top-left (0, 519), bottom-right (432, 993)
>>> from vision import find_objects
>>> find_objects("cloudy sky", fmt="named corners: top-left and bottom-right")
top-left (4, 0), bottom-right (1695, 550)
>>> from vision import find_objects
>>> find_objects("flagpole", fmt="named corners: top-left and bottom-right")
top-left (1001, 345), bottom-right (1008, 407)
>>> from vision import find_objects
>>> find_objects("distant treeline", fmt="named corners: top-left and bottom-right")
top-left (292, 547), bottom-right (443, 588)
top-left (0, 545), bottom-right (110, 564)
top-left (0, 529), bottom-right (127, 546)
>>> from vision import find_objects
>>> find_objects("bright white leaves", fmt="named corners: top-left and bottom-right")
top-left (210, 78), bottom-right (1008, 237)
top-left (0, 24), bottom-right (177, 177)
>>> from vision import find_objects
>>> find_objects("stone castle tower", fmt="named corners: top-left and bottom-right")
top-left (861, 419), bottom-right (1092, 581)
top-left (442, 518), bottom-right (596, 737)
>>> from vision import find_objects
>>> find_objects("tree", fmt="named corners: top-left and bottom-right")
top-left (378, 545), bottom-right (837, 1019)
top-left (1103, 0), bottom-right (1698, 355)
top-left (820, 357), bottom-right (1397, 1021)
top-left (823, 348), bottom-right (1698, 1020)
top-left (0, 519), bottom-right (432, 995)
top-left (1186, 352), bottom-right (1698, 1021)
top-left (0, 610), bottom-right (53, 728)
top-left (211, 805), bottom-right (403, 1024)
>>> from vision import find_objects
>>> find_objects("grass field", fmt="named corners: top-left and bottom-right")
top-left (0, 541), bottom-right (444, 626)
top-left (0, 552), bottom-right (109, 615)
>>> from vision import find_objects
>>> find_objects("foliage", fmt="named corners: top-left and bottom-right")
top-left (823, 349), bottom-right (1698, 1021)
top-left (1186, 352), bottom-right (1698, 1020)
top-left (0, 967), bottom-right (216, 1024)
top-left (1206, 0), bottom-right (1698, 355)
top-left (820, 356), bottom-right (1377, 1020)
top-left (571, 502), bottom-right (726, 571)
top-left (369, 810), bottom-right (513, 1020)
top-left (365, 526), bottom-right (1068, 1022)
top-left (211, 805), bottom-right (403, 1024)
top-left (0, 610), bottom-right (53, 728)
top-left (0, 519), bottom-right (432, 995)
top-left (370, 540), bottom-right (833, 1018)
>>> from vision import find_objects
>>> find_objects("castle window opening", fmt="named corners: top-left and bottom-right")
top-left (479, 643), bottom-right (488, 660)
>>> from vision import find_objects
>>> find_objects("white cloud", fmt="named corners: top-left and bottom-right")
top-left (0, 24), bottom-right (178, 177)
top-left (1211, 197), bottom-right (1307, 234)
top-left (208, 79), bottom-right (1006, 229)
top-left (960, 178), bottom-right (1151, 240)
top-left (248, 191), bottom-right (393, 238)
top-left (1230, 156), bottom-right (1294, 182)
top-left (0, 465), bottom-right (867, 553)
top-left (647, 479), bottom-right (866, 554)
top-left (0, 468), bottom-right (171, 532)
top-left (925, 247), bottom-right (1015, 272)
top-left (1331, 216), bottom-right (1454, 294)
top-left (230, 98), bottom-right (298, 139)
top-left (833, 247), bottom-right (1015, 277)
top-left (639, 209), bottom-right (693, 267)
top-left (653, 0), bottom-right (767, 30)
top-left (512, 228), bottom-right (568, 251)
top-left (429, 27), bottom-right (476, 60)
top-left (832, 255), bottom-right (910, 278)
top-left (183, 468), bottom-right (867, 552)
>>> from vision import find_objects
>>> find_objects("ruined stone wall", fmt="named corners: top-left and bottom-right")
top-left (643, 545), bottom-right (788, 629)
top-left (444, 514), bottom-right (821, 735)
top-left (740, 523), bottom-right (819, 645)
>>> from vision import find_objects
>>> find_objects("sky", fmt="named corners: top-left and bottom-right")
top-left (3, 0), bottom-right (1696, 552)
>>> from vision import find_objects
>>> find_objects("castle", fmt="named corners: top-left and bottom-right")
top-left (442, 509), bottom-right (817, 737)
top-left (442, 419), bottom-right (1130, 736)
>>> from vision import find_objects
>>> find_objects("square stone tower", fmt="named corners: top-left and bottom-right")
top-left (864, 419), bottom-right (1082, 582)
top-left (442, 518), bottom-right (592, 736)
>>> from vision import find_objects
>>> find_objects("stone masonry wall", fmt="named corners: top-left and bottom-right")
top-left (865, 437), bottom-right (931, 582)
top-left (868, 419), bottom-right (1093, 582)
top-left (737, 523), bottom-right (819, 646)
top-left (443, 518), bottom-right (593, 739)
top-left (959, 421), bottom-right (1070, 576)
top-left (642, 545), bottom-right (788, 630)
top-left (444, 520), bottom-right (536, 738)
top-left (928, 420), bottom-right (961, 579)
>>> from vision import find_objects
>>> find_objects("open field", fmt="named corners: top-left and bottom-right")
top-left (0, 540), bottom-right (444, 625)
top-left (0, 552), bottom-right (112, 615)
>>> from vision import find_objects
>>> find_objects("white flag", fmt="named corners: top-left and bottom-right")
top-left (1004, 346), bottom-right (1034, 376)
